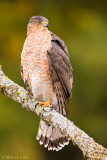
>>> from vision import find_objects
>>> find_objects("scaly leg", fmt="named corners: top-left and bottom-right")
top-left (38, 100), bottom-right (52, 114)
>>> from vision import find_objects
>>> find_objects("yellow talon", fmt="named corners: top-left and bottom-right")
top-left (38, 100), bottom-right (52, 114)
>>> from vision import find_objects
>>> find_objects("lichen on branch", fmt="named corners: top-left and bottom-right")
top-left (0, 65), bottom-right (107, 160)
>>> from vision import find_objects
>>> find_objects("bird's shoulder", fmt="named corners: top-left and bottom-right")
top-left (50, 32), bottom-right (69, 57)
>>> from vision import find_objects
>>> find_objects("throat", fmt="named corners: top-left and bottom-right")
top-left (27, 23), bottom-right (48, 36)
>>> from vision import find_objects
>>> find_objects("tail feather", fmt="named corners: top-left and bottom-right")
top-left (36, 120), bottom-right (69, 151)
top-left (44, 125), bottom-right (52, 148)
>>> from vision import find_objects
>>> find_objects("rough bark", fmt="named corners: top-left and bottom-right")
top-left (0, 65), bottom-right (107, 160)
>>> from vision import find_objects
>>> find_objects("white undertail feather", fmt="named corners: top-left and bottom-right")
top-left (36, 120), bottom-right (69, 151)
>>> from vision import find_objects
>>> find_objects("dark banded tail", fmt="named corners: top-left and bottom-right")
top-left (36, 120), bottom-right (69, 151)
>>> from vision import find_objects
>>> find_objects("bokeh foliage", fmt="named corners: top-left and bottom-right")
top-left (0, 0), bottom-right (107, 160)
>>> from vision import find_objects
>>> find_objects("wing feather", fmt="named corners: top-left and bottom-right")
top-left (47, 32), bottom-right (73, 116)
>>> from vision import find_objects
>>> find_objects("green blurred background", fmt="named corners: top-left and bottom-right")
top-left (0, 0), bottom-right (107, 160)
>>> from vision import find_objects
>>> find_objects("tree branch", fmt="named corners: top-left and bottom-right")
top-left (0, 65), bottom-right (107, 160)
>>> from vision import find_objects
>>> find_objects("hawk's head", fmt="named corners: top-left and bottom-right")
top-left (29, 16), bottom-right (49, 28)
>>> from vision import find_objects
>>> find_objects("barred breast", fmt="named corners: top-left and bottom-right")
top-left (21, 27), bottom-right (57, 105)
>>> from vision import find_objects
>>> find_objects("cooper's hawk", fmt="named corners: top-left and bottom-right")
top-left (21, 16), bottom-right (73, 151)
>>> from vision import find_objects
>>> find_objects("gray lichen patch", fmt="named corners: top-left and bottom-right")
top-left (0, 66), bottom-right (107, 159)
